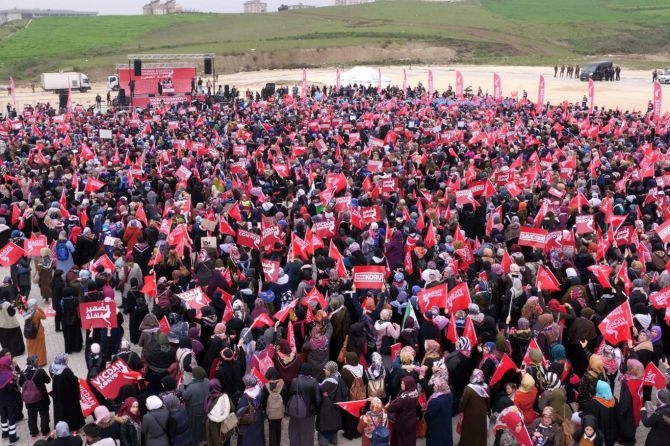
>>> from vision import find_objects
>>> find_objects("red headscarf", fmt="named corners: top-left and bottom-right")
top-left (116, 397), bottom-right (140, 423)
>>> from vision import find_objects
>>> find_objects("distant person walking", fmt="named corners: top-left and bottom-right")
top-left (95, 94), bottom-right (101, 109)
top-left (554, 65), bottom-right (558, 77)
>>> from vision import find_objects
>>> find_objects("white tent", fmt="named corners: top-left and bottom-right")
top-left (339, 66), bottom-right (392, 87)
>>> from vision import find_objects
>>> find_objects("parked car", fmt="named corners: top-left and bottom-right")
top-left (658, 69), bottom-right (670, 84)
top-left (579, 61), bottom-right (613, 81)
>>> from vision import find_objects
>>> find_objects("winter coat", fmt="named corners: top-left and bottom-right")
top-left (425, 393), bottom-right (453, 446)
top-left (52, 367), bottom-right (85, 432)
top-left (641, 405), bottom-right (670, 446)
top-left (180, 377), bottom-right (209, 445)
top-left (141, 407), bottom-right (171, 446)
top-left (317, 375), bottom-right (348, 432)
top-left (289, 374), bottom-right (321, 417)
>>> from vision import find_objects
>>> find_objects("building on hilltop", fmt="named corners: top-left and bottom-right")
top-left (244, 0), bottom-right (268, 13)
top-left (334, 0), bottom-right (372, 5)
top-left (142, 0), bottom-right (184, 15)
top-left (0, 8), bottom-right (97, 25)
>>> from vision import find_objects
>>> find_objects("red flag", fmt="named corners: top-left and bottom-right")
top-left (219, 217), bottom-right (236, 236)
top-left (490, 353), bottom-right (517, 387)
top-left (616, 261), bottom-right (632, 295)
top-left (654, 80), bottom-right (663, 125)
top-left (424, 220), bottom-right (436, 249)
top-left (287, 319), bottom-right (296, 352)
top-left (11, 203), bottom-right (19, 226)
top-left (446, 313), bottom-right (458, 344)
top-left (643, 362), bottom-right (667, 389)
top-left (252, 367), bottom-right (268, 385)
top-left (588, 78), bottom-right (595, 114)
top-left (222, 304), bottom-right (233, 323)
top-left (536, 75), bottom-right (545, 114)
top-left (84, 178), bottom-right (105, 193)
top-left (417, 284), bottom-right (448, 313)
top-left (650, 285), bottom-right (670, 309)
top-left (535, 265), bottom-right (560, 292)
top-left (159, 315), bottom-right (170, 334)
top-left (463, 316), bottom-right (478, 348)
top-left (228, 201), bottom-right (242, 222)
top-left (335, 400), bottom-right (368, 417)
top-left (135, 204), bottom-right (148, 227)
top-left (329, 240), bottom-right (347, 277)
top-left (446, 282), bottom-right (472, 313)
top-left (141, 274), bottom-right (157, 297)
top-left (249, 313), bottom-right (274, 330)
top-left (587, 264), bottom-right (612, 289)
top-left (598, 301), bottom-right (633, 345)
top-left (302, 287), bottom-right (327, 310)
top-left (0, 242), bottom-right (25, 267)
top-left (522, 338), bottom-right (549, 367)
top-left (501, 249), bottom-right (512, 274)
top-left (493, 73), bottom-right (502, 101)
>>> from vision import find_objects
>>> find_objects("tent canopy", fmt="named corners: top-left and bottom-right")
top-left (340, 66), bottom-right (392, 87)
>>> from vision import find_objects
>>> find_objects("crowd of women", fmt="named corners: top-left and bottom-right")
top-left (0, 77), bottom-right (669, 446)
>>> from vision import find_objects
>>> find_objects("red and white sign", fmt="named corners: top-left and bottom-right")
top-left (643, 362), bottom-right (667, 389)
top-left (314, 219), bottom-right (336, 239)
top-left (446, 282), bottom-right (472, 313)
top-left (79, 301), bottom-right (118, 329)
top-left (544, 230), bottom-right (574, 253)
top-left (260, 225), bottom-right (281, 248)
top-left (237, 229), bottom-right (261, 250)
top-left (367, 160), bottom-right (383, 173)
top-left (352, 266), bottom-right (386, 289)
top-left (261, 258), bottom-right (280, 283)
top-left (174, 165), bottom-right (192, 181)
top-left (614, 225), bottom-right (633, 247)
top-left (575, 214), bottom-right (595, 234)
top-left (118, 66), bottom-right (196, 96)
top-left (493, 73), bottom-right (502, 101)
top-left (79, 379), bottom-right (99, 417)
top-left (23, 235), bottom-right (47, 257)
top-left (89, 359), bottom-right (142, 400)
top-left (418, 284), bottom-right (447, 313)
top-left (518, 226), bottom-right (547, 249)
top-left (455, 189), bottom-right (476, 206)
top-left (334, 196), bottom-right (351, 212)
top-left (650, 285), bottom-right (670, 309)
top-left (177, 287), bottom-right (211, 316)
top-left (380, 177), bottom-right (398, 193)
top-left (656, 219), bottom-right (670, 244)
top-left (360, 206), bottom-right (382, 223)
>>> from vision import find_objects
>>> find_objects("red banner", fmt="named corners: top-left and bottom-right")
top-left (588, 78), bottom-right (595, 114)
top-left (655, 219), bottom-right (670, 244)
top-left (537, 75), bottom-right (545, 113)
top-left (418, 284), bottom-right (447, 313)
top-left (237, 229), bottom-right (261, 250)
top-left (367, 160), bottom-right (383, 173)
top-left (598, 301), bottom-right (633, 345)
top-left (455, 71), bottom-right (463, 98)
top-left (177, 287), bottom-right (211, 316)
top-left (518, 226), bottom-right (547, 249)
top-left (79, 301), bottom-right (118, 329)
top-left (360, 206), bottom-right (382, 223)
top-left (260, 225), bottom-right (281, 248)
top-left (643, 362), bottom-right (667, 389)
top-left (89, 359), bottom-right (141, 400)
top-left (575, 214), bottom-right (595, 234)
top-left (334, 196), bottom-right (351, 213)
top-left (493, 73), bottom-right (502, 101)
top-left (313, 219), bottom-right (336, 239)
top-left (544, 230), bottom-right (574, 253)
top-left (23, 235), bottom-right (47, 257)
top-left (0, 242), bottom-right (25, 267)
top-left (352, 266), bottom-right (386, 289)
top-left (261, 258), bottom-right (280, 283)
top-left (79, 379), bottom-right (99, 417)
top-left (654, 80), bottom-right (662, 125)
top-left (650, 285), bottom-right (670, 309)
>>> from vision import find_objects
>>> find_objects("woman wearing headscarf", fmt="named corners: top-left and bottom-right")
top-left (36, 247), bottom-right (54, 303)
top-left (288, 363), bottom-right (321, 446)
top-left (421, 339), bottom-right (442, 386)
top-left (492, 405), bottom-right (530, 446)
top-left (50, 353), bottom-right (85, 433)
top-left (205, 379), bottom-right (232, 446)
top-left (538, 372), bottom-right (572, 424)
top-left (19, 355), bottom-right (51, 439)
top-left (303, 325), bottom-right (330, 382)
top-left (49, 421), bottom-right (84, 446)
top-left (54, 231), bottom-right (75, 276)
top-left (141, 395), bottom-right (170, 446)
top-left (632, 329), bottom-right (655, 366)
top-left (386, 375), bottom-right (418, 446)
top-left (425, 373), bottom-right (453, 446)
top-left (514, 372), bottom-right (538, 425)
top-left (650, 324), bottom-right (664, 364)
top-left (365, 352), bottom-right (388, 402)
top-left (357, 397), bottom-right (388, 446)
top-left (317, 361), bottom-right (346, 446)
top-left (341, 352), bottom-right (365, 440)
top-left (144, 332), bottom-right (175, 395)
top-left (274, 339), bottom-right (302, 389)
top-left (0, 293), bottom-right (24, 357)
top-left (0, 354), bottom-right (20, 444)
top-left (572, 413), bottom-right (604, 446)
top-left (641, 389), bottom-right (670, 446)
top-left (60, 283), bottom-right (82, 354)
top-left (617, 359), bottom-right (644, 446)
top-left (263, 368), bottom-right (286, 446)
top-left (583, 380), bottom-right (618, 446)
top-left (117, 397), bottom-right (141, 446)
top-left (236, 374), bottom-right (265, 446)
top-left (180, 366), bottom-right (209, 445)
top-left (93, 405), bottom-right (123, 441)
top-left (74, 227), bottom-right (98, 267)
top-left (527, 406), bottom-right (564, 446)
top-left (24, 298), bottom-right (47, 366)
top-left (162, 394), bottom-right (191, 446)
top-left (577, 354), bottom-right (606, 412)
top-left (346, 322), bottom-right (368, 368)
top-left (138, 313), bottom-right (160, 354)
top-left (459, 369), bottom-right (490, 446)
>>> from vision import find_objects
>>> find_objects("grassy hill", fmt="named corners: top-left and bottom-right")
top-left (1, 0), bottom-right (669, 81)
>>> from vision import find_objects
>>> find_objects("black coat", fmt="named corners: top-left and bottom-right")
top-left (18, 367), bottom-right (50, 408)
top-left (52, 368), bottom-right (86, 431)
top-left (641, 405), bottom-right (670, 446)
top-left (584, 399), bottom-right (618, 446)
top-left (317, 376), bottom-right (348, 431)
top-left (425, 393), bottom-right (453, 446)
top-left (289, 375), bottom-right (321, 416)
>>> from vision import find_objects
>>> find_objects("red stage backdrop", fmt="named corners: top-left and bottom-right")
top-left (118, 67), bottom-right (196, 96)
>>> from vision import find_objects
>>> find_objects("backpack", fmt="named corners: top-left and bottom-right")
top-left (236, 396), bottom-right (258, 425)
top-left (370, 415), bottom-right (390, 446)
top-left (286, 391), bottom-right (308, 418)
top-left (56, 242), bottom-right (69, 261)
top-left (24, 317), bottom-right (37, 340)
top-left (265, 385), bottom-right (285, 420)
top-left (349, 375), bottom-right (367, 401)
top-left (21, 372), bottom-right (42, 404)
top-left (365, 369), bottom-right (386, 399)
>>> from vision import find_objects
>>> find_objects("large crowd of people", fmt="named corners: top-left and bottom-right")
top-left (0, 78), bottom-right (669, 446)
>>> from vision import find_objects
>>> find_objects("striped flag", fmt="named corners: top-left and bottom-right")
top-left (402, 299), bottom-right (417, 329)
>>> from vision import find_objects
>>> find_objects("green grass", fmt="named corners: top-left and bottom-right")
top-left (1, 0), bottom-right (669, 81)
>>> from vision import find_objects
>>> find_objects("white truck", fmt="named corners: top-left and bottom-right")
top-left (106, 75), bottom-right (120, 91)
top-left (658, 69), bottom-right (670, 85)
top-left (41, 72), bottom-right (92, 93)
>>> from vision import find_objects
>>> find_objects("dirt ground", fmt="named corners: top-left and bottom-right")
top-left (5, 64), bottom-right (668, 115)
